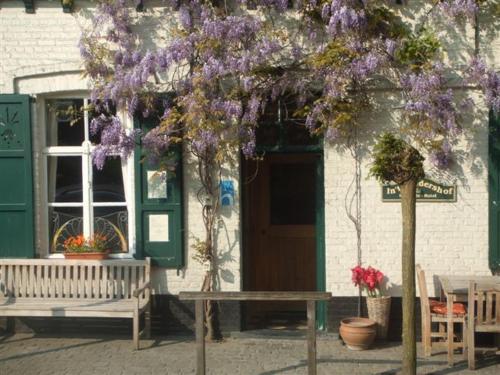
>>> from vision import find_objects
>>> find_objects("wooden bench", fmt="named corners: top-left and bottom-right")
top-left (179, 291), bottom-right (332, 375)
top-left (0, 258), bottom-right (151, 350)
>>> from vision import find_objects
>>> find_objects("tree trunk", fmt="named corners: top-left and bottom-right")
top-left (400, 179), bottom-right (417, 375)
top-left (202, 270), bottom-right (222, 341)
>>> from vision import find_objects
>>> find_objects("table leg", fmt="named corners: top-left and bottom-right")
top-left (196, 300), bottom-right (206, 375)
top-left (447, 296), bottom-right (454, 366)
top-left (307, 300), bottom-right (317, 375)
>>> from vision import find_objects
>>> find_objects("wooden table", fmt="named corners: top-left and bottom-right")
top-left (438, 275), bottom-right (500, 366)
top-left (178, 291), bottom-right (332, 375)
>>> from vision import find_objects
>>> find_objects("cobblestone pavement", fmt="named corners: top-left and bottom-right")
top-left (0, 333), bottom-right (499, 375)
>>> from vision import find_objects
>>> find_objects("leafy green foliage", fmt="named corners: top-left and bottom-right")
top-left (366, 6), bottom-right (410, 39)
top-left (309, 41), bottom-right (359, 70)
top-left (396, 29), bottom-right (441, 71)
top-left (370, 133), bottom-right (425, 184)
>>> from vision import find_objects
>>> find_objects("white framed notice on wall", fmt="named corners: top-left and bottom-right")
top-left (148, 214), bottom-right (169, 242)
top-left (147, 170), bottom-right (167, 199)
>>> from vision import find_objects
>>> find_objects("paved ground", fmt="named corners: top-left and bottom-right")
top-left (0, 333), bottom-right (499, 375)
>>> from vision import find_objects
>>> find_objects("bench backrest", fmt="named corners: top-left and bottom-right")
top-left (0, 258), bottom-right (150, 300)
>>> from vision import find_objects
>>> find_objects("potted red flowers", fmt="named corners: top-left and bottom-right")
top-left (63, 234), bottom-right (109, 260)
top-left (352, 265), bottom-right (391, 340)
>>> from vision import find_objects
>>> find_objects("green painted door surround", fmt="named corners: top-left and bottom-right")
top-left (489, 111), bottom-right (500, 273)
top-left (0, 95), bottom-right (34, 258)
top-left (134, 117), bottom-right (184, 268)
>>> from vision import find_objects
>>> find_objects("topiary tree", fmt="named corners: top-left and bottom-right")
top-left (370, 133), bottom-right (425, 374)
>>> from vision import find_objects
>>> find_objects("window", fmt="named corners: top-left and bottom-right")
top-left (42, 98), bottom-right (132, 256)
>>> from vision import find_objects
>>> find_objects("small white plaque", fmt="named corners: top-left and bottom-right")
top-left (148, 214), bottom-right (169, 242)
top-left (147, 170), bottom-right (167, 199)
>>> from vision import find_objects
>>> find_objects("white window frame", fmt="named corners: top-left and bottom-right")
top-left (37, 94), bottom-right (135, 259)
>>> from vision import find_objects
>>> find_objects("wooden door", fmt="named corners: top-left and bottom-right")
top-left (244, 154), bottom-right (317, 326)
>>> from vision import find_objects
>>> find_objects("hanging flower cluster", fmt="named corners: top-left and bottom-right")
top-left (351, 265), bottom-right (385, 297)
top-left (79, 0), bottom-right (500, 170)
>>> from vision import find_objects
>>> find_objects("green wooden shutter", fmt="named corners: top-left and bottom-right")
top-left (489, 111), bottom-right (500, 272)
top-left (134, 117), bottom-right (184, 268)
top-left (0, 94), bottom-right (34, 258)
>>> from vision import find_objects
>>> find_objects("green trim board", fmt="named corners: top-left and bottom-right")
top-left (315, 153), bottom-right (327, 330)
top-left (489, 111), bottom-right (500, 273)
top-left (134, 117), bottom-right (184, 268)
top-left (382, 178), bottom-right (457, 202)
top-left (0, 94), bottom-right (35, 258)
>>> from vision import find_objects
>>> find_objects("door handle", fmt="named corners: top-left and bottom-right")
top-left (493, 201), bottom-right (498, 206)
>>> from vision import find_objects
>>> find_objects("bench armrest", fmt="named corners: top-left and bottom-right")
top-left (132, 281), bottom-right (151, 298)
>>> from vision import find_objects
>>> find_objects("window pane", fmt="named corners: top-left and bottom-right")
top-left (284, 121), bottom-right (319, 146)
top-left (47, 156), bottom-right (82, 203)
top-left (49, 207), bottom-right (83, 253)
top-left (92, 157), bottom-right (125, 202)
top-left (270, 163), bottom-right (316, 225)
top-left (94, 208), bottom-right (128, 253)
top-left (46, 99), bottom-right (85, 146)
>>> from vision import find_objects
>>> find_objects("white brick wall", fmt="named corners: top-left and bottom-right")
top-left (325, 92), bottom-right (492, 298)
top-left (0, 1), bottom-right (498, 297)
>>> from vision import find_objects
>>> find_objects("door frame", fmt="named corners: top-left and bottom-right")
top-left (489, 110), bottom-right (500, 273)
top-left (241, 148), bottom-right (327, 330)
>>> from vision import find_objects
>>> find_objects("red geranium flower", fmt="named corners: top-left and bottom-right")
top-left (351, 265), bottom-right (385, 297)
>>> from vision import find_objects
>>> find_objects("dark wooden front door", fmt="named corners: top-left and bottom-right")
top-left (243, 153), bottom-right (317, 328)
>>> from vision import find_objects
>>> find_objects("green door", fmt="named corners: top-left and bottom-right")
top-left (490, 111), bottom-right (500, 272)
top-left (0, 95), bottom-right (34, 258)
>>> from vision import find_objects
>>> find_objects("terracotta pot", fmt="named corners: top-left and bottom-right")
top-left (64, 252), bottom-right (108, 260)
top-left (339, 317), bottom-right (377, 350)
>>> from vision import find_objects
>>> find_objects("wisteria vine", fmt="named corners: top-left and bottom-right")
top-left (80, 0), bottom-right (499, 171)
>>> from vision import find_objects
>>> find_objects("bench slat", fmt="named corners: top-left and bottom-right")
top-left (103, 265), bottom-right (109, 299)
top-left (95, 265), bottom-right (101, 299)
top-left (139, 267), bottom-right (144, 299)
top-left (21, 265), bottom-right (28, 297)
top-left (7, 265), bottom-right (14, 297)
top-left (117, 265), bottom-right (123, 299)
top-left (131, 265), bottom-right (137, 299)
top-left (178, 291), bottom-right (332, 301)
top-left (0, 265), bottom-right (5, 296)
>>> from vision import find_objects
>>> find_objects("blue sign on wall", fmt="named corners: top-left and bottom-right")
top-left (220, 180), bottom-right (234, 206)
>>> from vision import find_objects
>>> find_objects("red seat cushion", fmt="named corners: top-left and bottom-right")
top-left (429, 299), bottom-right (466, 315)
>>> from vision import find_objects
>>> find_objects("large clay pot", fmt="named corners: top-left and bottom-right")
top-left (339, 317), bottom-right (377, 350)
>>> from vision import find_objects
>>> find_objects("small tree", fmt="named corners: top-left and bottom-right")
top-left (370, 133), bottom-right (425, 374)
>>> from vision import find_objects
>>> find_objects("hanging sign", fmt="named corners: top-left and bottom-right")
top-left (220, 180), bottom-right (235, 206)
top-left (382, 178), bottom-right (457, 202)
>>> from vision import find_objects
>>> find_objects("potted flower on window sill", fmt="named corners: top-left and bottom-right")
top-left (352, 265), bottom-right (391, 340)
top-left (63, 234), bottom-right (109, 260)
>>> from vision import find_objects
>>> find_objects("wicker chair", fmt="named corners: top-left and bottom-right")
top-left (416, 264), bottom-right (467, 357)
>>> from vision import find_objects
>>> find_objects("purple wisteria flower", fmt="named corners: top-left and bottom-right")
top-left (191, 129), bottom-right (219, 155)
top-left (466, 57), bottom-right (500, 114)
top-left (430, 141), bottom-right (453, 169)
top-left (401, 64), bottom-right (460, 138)
top-left (438, 0), bottom-right (479, 22)
top-left (327, 0), bottom-right (366, 37)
